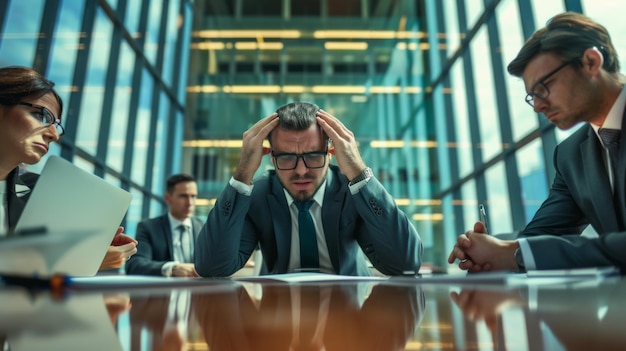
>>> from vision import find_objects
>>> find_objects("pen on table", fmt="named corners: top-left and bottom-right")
top-left (478, 203), bottom-right (489, 234)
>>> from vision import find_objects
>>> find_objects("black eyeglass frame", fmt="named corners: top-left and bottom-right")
top-left (524, 61), bottom-right (576, 107)
top-left (271, 148), bottom-right (329, 170)
top-left (17, 101), bottom-right (65, 136)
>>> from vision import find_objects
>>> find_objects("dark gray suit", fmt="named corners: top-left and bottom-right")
top-left (518, 113), bottom-right (626, 270)
top-left (195, 165), bottom-right (423, 277)
top-left (125, 214), bottom-right (203, 275)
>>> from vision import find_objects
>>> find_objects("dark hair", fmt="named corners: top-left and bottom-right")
top-left (508, 12), bottom-right (619, 77)
top-left (166, 173), bottom-right (196, 193)
top-left (269, 101), bottom-right (327, 145)
top-left (0, 66), bottom-right (64, 119)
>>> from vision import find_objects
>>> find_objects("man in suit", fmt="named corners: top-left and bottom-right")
top-left (195, 101), bottom-right (422, 277)
top-left (448, 12), bottom-right (626, 272)
top-left (126, 174), bottom-right (203, 276)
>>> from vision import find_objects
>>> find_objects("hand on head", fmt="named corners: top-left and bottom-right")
top-left (234, 113), bottom-right (279, 184)
top-left (315, 109), bottom-right (366, 180)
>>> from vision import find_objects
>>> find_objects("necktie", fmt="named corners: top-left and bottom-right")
top-left (177, 224), bottom-right (193, 263)
top-left (295, 201), bottom-right (319, 269)
top-left (599, 128), bottom-right (621, 193)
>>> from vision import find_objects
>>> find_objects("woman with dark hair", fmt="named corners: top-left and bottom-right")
top-left (0, 66), bottom-right (137, 271)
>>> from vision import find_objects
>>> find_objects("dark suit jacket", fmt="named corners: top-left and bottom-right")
top-left (518, 113), bottom-right (626, 270)
top-left (195, 165), bottom-right (423, 277)
top-left (5, 168), bottom-right (38, 231)
top-left (125, 214), bottom-right (203, 275)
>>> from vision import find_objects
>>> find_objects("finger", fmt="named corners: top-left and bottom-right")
top-left (459, 259), bottom-right (474, 271)
top-left (252, 113), bottom-right (279, 135)
top-left (447, 248), bottom-right (457, 264)
top-left (453, 246), bottom-right (468, 261)
top-left (458, 234), bottom-right (472, 249)
top-left (474, 221), bottom-right (487, 234)
top-left (316, 110), bottom-right (351, 139)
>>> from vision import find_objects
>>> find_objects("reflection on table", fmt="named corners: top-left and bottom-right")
top-left (192, 282), bottom-right (425, 350)
top-left (2, 274), bottom-right (626, 351)
top-left (0, 287), bottom-right (124, 351)
top-left (448, 277), bottom-right (626, 351)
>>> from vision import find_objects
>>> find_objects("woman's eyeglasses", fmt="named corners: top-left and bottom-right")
top-left (17, 101), bottom-right (65, 136)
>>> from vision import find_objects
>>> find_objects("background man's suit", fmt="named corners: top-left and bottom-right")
top-left (126, 214), bottom-right (203, 275)
top-left (195, 165), bottom-right (422, 277)
top-left (519, 110), bottom-right (626, 270)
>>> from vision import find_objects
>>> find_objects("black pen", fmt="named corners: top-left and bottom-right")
top-left (479, 203), bottom-right (489, 234)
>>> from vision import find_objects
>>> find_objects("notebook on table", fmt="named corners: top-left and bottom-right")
top-left (0, 156), bottom-right (132, 277)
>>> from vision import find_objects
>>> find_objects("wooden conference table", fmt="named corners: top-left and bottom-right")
top-left (1, 271), bottom-right (625, 351)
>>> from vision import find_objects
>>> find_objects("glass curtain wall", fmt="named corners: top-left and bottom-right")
top-left (188, 0), bottom-right (626, 268)
top-left (0, 0), bottom-right (193, 235)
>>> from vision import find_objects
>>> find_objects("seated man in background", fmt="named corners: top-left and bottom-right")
top-left (126, 174), bottom-right (203, 277)
top-left (195, 101), bottom-right (423, 277)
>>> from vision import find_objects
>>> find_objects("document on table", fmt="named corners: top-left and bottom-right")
top-left (396, 266), bottom-right (621, 286)
top-left (233, 272), bottom-right (389, 283)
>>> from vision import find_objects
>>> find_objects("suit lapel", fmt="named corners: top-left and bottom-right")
top-left (159, 215), bottom-right (175, 258)
top-left (268, 175), bottom-right (292, 272)
top-left (321, 169), bottom-right (344, 273)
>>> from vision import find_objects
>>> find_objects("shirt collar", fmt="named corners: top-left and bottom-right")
top-left (168, 212), bottom-right (192, 229)
top-left (590, 84), bottom-right (626, 135)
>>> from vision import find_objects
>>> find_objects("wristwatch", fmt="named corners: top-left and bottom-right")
top-left (514, 248), bottom-right (526, 272)
top-left (349, 167), bottom-right (374, 186)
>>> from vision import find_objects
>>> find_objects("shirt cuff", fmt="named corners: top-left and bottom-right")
top-left (348, 175), bottom-right (371, 194)
top-left (229, 176), bottom-right (253, 196)
top-left (517, 238), bottom-right (537, 270)
top-left (161, 261), bottom-right (179, 277)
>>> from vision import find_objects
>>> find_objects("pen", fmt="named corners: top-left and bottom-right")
top-left (479, 203), bottom-right (489, 234)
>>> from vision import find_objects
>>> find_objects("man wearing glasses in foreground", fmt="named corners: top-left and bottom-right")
top-left (448, 12), bottom-right (626, 273)
top-left (195, 101), bottom-right (422, 277)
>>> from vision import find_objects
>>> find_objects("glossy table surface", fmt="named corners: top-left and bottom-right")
top-left (1, 273), bottom-right (625, 351)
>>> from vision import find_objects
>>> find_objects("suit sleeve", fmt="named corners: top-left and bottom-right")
top-left (518, 145), bottom-right (588, 237)
top-left (527, 232), bottom-right (626, 270)
top-left (194, 184), bottom-right (258, 277)
top-left (351, 177), bottom-right (423, 275)
top-left (125, 220), bottom-right (169, 275)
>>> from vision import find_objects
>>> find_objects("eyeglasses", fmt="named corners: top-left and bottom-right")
top-left (272, 149), bottom-right (328, 170)
top-left (17, 101), bottom-right (65, 136)
top-left (525, 61), bottom-right (574, 107)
